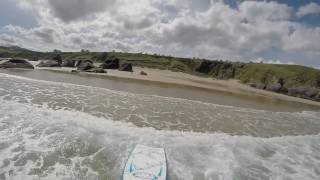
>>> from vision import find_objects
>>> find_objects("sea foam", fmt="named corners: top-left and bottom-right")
top-left (0, 99), bottom-right (319, 179)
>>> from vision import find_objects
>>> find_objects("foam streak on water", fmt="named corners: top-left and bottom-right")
top-left (0, 73), bottom-right (320, 179)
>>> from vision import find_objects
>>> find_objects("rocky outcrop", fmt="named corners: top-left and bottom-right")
top-left (316, 92), bottom-right (320, 101)
top-left (288, 87), bottom-right (320, 100)
top-left (196, 60), bottom-right (212, 74)
top-left (99, 58), bottom-right (120, 69)
top-left (195, 60), bottom-right (240, 79)
top-left (266, 83), bottom-right (286, 93)
top-left (75, 60), bottom-right (105, 73)
top-left (119, 63), bottom-right (133, 72)
top-left (37, 60), bottom-right (61, 67)
top-left (75, 60), bottom-right (93, 67)
top-left (77, 61), bottom-right (94, 71)
top-left (61, 60), bottom-right (76, 67)
top-left (0, 58), bottom-right (34, 69)
top-left (52, 54), bottom-right (62, 65)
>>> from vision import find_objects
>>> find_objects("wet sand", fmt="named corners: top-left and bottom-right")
top-left (1, 65), bottom-right (320, 112)
top-left (30, 61), bottom-right (320, 108)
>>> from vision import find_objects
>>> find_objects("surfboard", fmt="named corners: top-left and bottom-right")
top-left (122, 145), bottom-right (167, 180)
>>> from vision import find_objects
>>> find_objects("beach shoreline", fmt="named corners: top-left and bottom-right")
top-left (31, 63), bottom-right (320, 108)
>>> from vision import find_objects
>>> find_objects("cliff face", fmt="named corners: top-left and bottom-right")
top-left (237, 63), bottom-right (320, 101)
top-left (195, 60), bottom-right (245, 79)
top-left (1, 46), bottom-right (320, 101)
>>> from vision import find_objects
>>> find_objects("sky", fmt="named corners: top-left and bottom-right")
top-left (0, 0), bottom-right (320, 68)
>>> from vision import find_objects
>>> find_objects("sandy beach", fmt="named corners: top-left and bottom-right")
top-left (29, 61), bottom-right (320, 108)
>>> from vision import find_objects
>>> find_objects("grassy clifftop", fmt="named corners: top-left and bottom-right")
top-left (239, 63), bottom-right (320, 88)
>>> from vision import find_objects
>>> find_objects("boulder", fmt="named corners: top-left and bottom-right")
top-left (75, 60), bottom-right (93, 67)
top-left (37, 60), bottom-right (61, 67)
top-left (119, 63), bottom-right (133, 72)
top-left (196, 60), bottom-right (212, 74)
top-left (0, 58), bottom-right (34, 69)
top-left (77, 61), bottom-right (94, 71)
top-left (62, 60), bottom-right (76, 67)
top-left (315, 92), bottom-right (320, 101)
top-left (85, 67), bottom-right (107, 73)
top-left (99, 58), bottom-right (119, 69)
top-left (140, 71), bottom-right (147, 76)
top-left (287, 88), bottom-right (307, 97)
top-left (266, 83), bottom-right (282, 93)
top-left (305, 88), bottom-right (319, 98)
top-left (287, 87), bottom-right (320, 99)
top-left (52, 54), bottom-right (62, 65)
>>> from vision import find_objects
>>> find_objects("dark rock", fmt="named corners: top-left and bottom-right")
top-left (266, 83), bottom-right (282, 93)
top-left (75, 60), bottom-right (93, 67)
top-left (37, 60), bottom-right (61, 67)
top-left (305, 88), bottom-right (319, 98)
top-left (249, 83), bottom-right (257, 88)
top-left (280, 87), bottom-right (288, 94)
top-left (85, 67), bottom-right (107, 73)
top-left (266, 83), bottom-right (288, 93)
top-left (287, 88), bottom-right (307, 97)
top-left (315, 92), bottom-right (320, 101)
top-left (99, 58), bottom-right (120, 69)
top-left (0, 58), bottom-right (34, 69)
top-left (288, 87), bottom-right (320, 99)
top-left (278, 78), bottom-right (285, 87)
top-left (196, 60), bottom-right (212, 74)
top-left (77, 61), bottom-right (94, 71)
top-left (195, 60), bottom-right (237, 79)
top-left (71, 70), bottom-right (79, 73)
top-left (62, 60), bottom-right (76, 67)
top-left (140, 71), bottom-right (147, 76)
top-left (52, 54), bottom-right (62, 65)
top-left (119, 63), bottom-right (133, 72)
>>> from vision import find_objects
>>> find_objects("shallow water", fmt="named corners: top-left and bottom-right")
top-left (0, 71), bottom-right (320, 179)
top-left (2, 68), bottom-right (319, 112)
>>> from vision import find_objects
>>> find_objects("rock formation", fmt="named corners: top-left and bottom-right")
top-left (119, 63), bottom-right (133, 72)
top-left (61, 60), bottom-right (76, 67)
top-left (99, 58), bottom-right (120, 69)
top-left (77, 61), bottom-right (94, 71)
top-left (0, 58), bottom-right (34, 69)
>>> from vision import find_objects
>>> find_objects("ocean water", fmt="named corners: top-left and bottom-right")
top-left (0, 72), bottom-right (320, 180)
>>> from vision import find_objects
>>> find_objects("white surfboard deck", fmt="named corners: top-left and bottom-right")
top-left (123, 145), bottom-right (167, 180)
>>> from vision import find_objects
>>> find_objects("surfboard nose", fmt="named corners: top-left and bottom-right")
top-left (123, 145), bottom-right (167, 180)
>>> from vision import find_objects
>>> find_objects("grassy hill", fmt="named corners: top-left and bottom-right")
top-left (239, 63), bottom-right (320, 88)
top-left (1, 45), bottom-right (320, 93)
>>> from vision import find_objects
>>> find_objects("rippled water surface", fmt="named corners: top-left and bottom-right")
top-left (0, 71), bottom-right (320, 180)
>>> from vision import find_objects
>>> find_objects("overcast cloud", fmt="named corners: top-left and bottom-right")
top-left (0, 0), bottom-right (320, 68)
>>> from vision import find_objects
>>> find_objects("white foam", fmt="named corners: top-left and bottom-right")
top-left (2, 71), bottom-right (320, 138)
top-left (0, 100), bottom-right (320, 179)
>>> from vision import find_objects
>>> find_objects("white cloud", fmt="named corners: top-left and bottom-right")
top-left (47, 0), bottom-right (116, 22)
top-left (297, 2), bottom-right (320, 17)
top-left (239, 1), bottom-right (292, 22)
top-left (251, 57), bottom-right (295, 65)
top-left (0, 0), bottom-right (320, 68)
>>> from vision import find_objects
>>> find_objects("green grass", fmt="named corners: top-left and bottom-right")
top-left (239, 63), bottom-right (320, 88)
